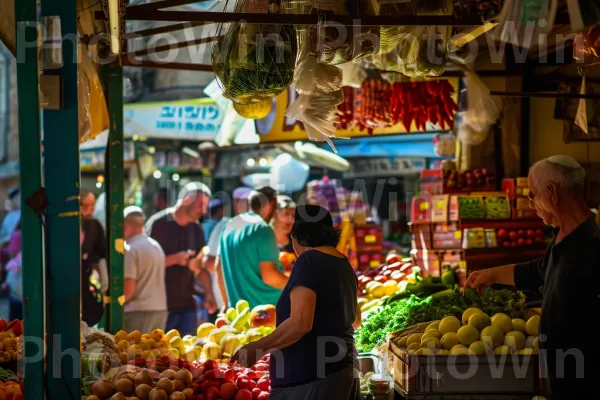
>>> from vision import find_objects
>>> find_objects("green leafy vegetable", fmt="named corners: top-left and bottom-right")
top-left (355, 287), bottom-right (526, 352)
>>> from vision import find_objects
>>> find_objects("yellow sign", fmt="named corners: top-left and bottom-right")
top-left (256, 78), bottom-right (460, 143)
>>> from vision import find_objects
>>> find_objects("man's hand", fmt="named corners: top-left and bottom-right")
top-left (464, 265), bottom-right (515, 292)
top-left (175, 250), bottom-right (194, 266)
top-left (231, 342), bottom-right (262, 367)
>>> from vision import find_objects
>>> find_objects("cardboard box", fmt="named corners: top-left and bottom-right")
top-left (432, 195), bottom-right (449, 222)
top-left (410, 196), bottom-right (432, 223)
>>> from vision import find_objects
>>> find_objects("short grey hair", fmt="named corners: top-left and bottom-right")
top-left (530, 155), bottom-right (586, 192)
top-left (177, 182), bottom-right (212, 204)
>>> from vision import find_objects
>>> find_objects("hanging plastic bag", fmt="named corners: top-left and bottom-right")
top-left (458, 116), bottom-right (490, 146)
top-left (567, 0), bottom-right (600, 33)
top-left (212, 0), bottom-right (298, 105)
top-left (339, 61), bottom-right (366, 88)
top-left (285, 55), bottom-right (344, 151)
top-left (495, 0), bottom-right (558, 48)
top-left (396, 26), bottom-right (452, 77)
top-left (464, 71), bottom-right (503, 132)
top-left (433, 133), bottom-right (457, 157)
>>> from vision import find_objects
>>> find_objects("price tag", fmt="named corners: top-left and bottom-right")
top-left (419, 202), bottom-right (429, 211)
top-left (433, 260), bottom-right (440, 269)
top-left (436, 200), bottom-right (446, 209)
top-left (522, 188), bottom-right (530, 196)
top-left (365, 234), bottom-right (376, 243)
top-left (454, 231), bottom-right (462, 239)
top-left (459, 261), bottom-right (467, 270)
top-left (370, 260), bottom-right (380, 268)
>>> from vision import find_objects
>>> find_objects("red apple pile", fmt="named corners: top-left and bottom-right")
top-left (445, 168), bottom-right (495, 190)
top-left (497, 228), bottom-right (544, 248)
top-left (357, 253), bottom-right (414, 296)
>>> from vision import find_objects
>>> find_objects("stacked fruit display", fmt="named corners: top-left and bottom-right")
top-left (113, 300), bottom-right (275, 364)
top-left (392, 308), bottom-right (540, 356)
top-left (0, 320), bottom-right (23, 363)
top-left (497, 228), bottom-right (545, 248)
top-left (444, 168), bottom-right (496, 190)
top-left (84, 357), bottom-right (271, 400)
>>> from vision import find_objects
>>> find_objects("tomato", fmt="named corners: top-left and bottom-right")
top-left (220, 382), bottom-right (238, 400)
top-left (235, 389), bottom-right (253, 400)
top-left (205, 387), bottom-right (220, 400)
top-left (252, 388), bottom-right (262, 400)
top-left (253, 371), bottom-right (265, 380)
top-left (193, 395), bottom-right (205, 400)
top-left (256, 377), bottom-right (270, 392)
top-left (253, 363), bottom-right (269, 372)
top-left (249, 380), bottom-right (256, 390)
top-left (246, 370), bottom-right (257, 380)
top-left (0, 319), bottom-right (7, 332)
top-left (236, 377), bottom-right (252, 390)
top-left (200, 379), bottom-right (221, 392)
top-left (204, 360), bottom-right (219, 371)
top-left (225, 369), bottom-right (236, 382)
top-left (257, 392), bottom-right (269, 400)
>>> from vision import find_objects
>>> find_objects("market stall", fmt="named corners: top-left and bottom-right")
top-left (8, 0), bottom-right (600, 398)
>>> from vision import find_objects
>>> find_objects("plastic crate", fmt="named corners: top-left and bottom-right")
top-left (388, 341), bottom-right (542, 398)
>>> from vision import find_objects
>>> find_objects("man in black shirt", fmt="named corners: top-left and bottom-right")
top-left (466, 155), bottom-right (600, 399)
top-left (146, 182), bottom-right (217, 336)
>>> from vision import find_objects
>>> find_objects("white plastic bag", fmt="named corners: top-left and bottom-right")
top-left (464, 71), bottom-right (503, 132)
top-left (286, 55), bottom-right (344, 152)
top-left (458, 116), bottom-right (490, 146)
top-left (495, 0), bottom-right (558, 48)
top-left (339, 61), bottom-right (366, 88)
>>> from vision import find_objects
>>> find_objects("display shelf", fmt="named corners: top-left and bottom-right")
top-left (466, 248), bottom-right (547, 272)
top-left (460, 219), bottom-right (544, 230)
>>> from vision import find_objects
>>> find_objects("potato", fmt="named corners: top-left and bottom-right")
top-left (111, 394), bottom-right (127, 400)
top-left (174, 369), bottom-right (192, 386)
top-left (159, 369), bottom-right (176, 380)
top-left (135, 371), bottom-right (154, 387)
top-left (90, 380), bottom-right (115, 398)
top-left (115, 379), bottom-right (135, 396)
top-left (169, 392), bottom-right (185, 400)
top-left (148, 388), bottom-right (168, 400)
top-left (172, 380), bottom-right (185, 392)
top-left (157, 378), bottom-right (174, 395)
top-left (135, 384), bottom-right (152, 400)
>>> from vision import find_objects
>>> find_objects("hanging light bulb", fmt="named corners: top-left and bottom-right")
top-left (247, 158), bottom-right (256, 167)
top-left (96, 182), bottom-right (103, 189)
top-left (259, 158), bottom-right (267, 166)
top-left (172, 173), bottom-right (180, 182)
top-left (153, 170), bottom-right (162, 179)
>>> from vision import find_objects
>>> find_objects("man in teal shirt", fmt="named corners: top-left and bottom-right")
top-left (217, 187), bottom-right (288, 308)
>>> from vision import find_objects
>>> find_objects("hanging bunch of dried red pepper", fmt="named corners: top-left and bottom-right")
top-left (356, 77), bottom-right (394, 135)
top-left (336, 87), bottom-right (355, 130)
top-left (389, 80), bottom-right (458, 132)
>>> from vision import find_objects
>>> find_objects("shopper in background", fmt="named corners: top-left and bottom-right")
top-left (146, 182), bottom-right (217, 336)
top-left (202, 198), bottom-right (224, 242)
top-left (80, 227), bottom-right (104, 327)
top-left (5, 250), bottom-right (22, 321)
top-left (232, 187), bottom-right (251, 215)
top-left (465, 155), bottom-right (599, 400)
top-left (81, 189), bottom-right (109, 295)
top-left (0, 188), bottom-right (21, 246)
top-left (272, 195), bottom-right (296, 253)
top-left (217, 187), bottom-right (287, 309)
top-left (123, 206), bottom-right (167, 333)
top-left (232, 205), bottom-right (360, 400)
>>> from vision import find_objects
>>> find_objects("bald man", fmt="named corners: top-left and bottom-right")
top-left (123, 206), bottom-right (167, 333)
top-left (466, 155), bottom-right (600, 399)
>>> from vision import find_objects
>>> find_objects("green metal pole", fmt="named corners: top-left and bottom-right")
top-left (14, 1), bottom-right (45, 399)
top-left (105, 65), bottom-right (124, 333)
top-left (40, 0), bottom-right (81, 397)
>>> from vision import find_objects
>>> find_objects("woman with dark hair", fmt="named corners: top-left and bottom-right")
top-left (232, 205), bottom-right (360, 400)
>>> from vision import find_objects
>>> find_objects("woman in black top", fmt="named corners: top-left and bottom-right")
top-left (232, 205), bottom-right (360, 400)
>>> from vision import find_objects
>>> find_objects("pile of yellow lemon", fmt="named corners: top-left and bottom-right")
top-left (394, 308), bottom-right (540, 356)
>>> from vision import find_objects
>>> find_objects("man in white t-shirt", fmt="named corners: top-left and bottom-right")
top-left (123, 206), bottom-right (167, 333)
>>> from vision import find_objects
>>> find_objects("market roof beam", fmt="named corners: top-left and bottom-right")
top-left (121, 58), bottom-right (213, 71)
top-left (124, 35), bottom-right (220, 57)
top-left (124, 21), bottom-right (209, 38)
top-left (126, 0), bottom-right (214, 12)
top-left (120, 10), bottom-right (483, 26)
